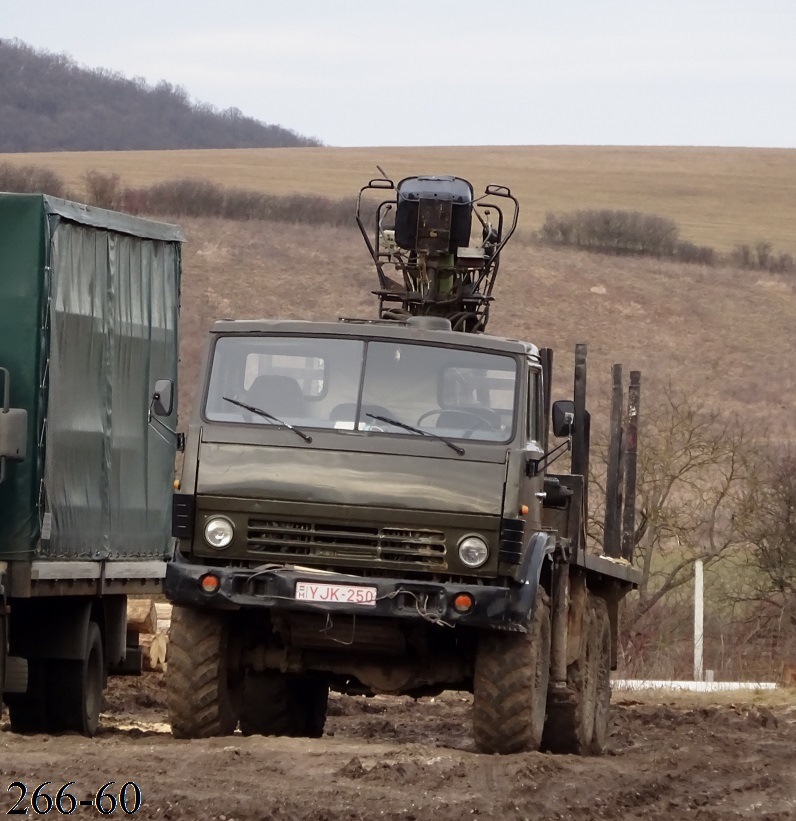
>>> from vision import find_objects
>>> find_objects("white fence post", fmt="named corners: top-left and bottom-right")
top-left (694, 559), bottom-right (704, 681)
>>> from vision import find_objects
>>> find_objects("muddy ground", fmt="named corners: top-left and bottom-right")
top-left (1, 676), bottom-right (794, 821)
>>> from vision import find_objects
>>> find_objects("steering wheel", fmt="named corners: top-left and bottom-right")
top-left (416, 408), bottom-right (501, 432)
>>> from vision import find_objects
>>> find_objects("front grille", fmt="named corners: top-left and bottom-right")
top-left (247, 518), bottom-right (447, 567)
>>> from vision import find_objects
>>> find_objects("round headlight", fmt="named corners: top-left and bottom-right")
top-left (458, 535), bottom-right (489, 568)
top-left (204, 516), bottom-right (234, 549)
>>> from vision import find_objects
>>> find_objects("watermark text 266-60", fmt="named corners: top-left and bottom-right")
top-left (6, 782), bottom-right (142, 815)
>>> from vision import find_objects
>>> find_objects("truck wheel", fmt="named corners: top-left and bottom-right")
top-left (589, 597), bottom-right (612, 754)
top-left (542, 593), bottom-right (608, 755)
top-left (167, 606), bottom-right (242, 738)
top-left (48, 621), bottom-right (105, 736)
top-left (472, 590), bottom-right (551, 754)
top-left (5, 659), bottom-right (49, 734)
top-left (240, 671), bottom-right (328, 738)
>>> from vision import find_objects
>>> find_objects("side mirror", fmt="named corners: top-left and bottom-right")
top-left (551, 399), bottom-right (575, 438)
top-left (152, 379), bottom-right (174, 417)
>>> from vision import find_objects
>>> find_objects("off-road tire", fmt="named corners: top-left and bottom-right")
top-left (48, 621), bottom-right (105, 736)
top-left (167, 606), bottom-right (241, 738)
top-left (542, 593), bottom-right (609, 755)
top-left (472, 590), bottom-right (551, 754)
top-left (240, 671), bottom-right (328, 738)
top-left (589, 597), bottom-right (612, 754)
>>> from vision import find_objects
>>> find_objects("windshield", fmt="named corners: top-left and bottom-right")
top-left (204, 335), bottom-right (517, 443)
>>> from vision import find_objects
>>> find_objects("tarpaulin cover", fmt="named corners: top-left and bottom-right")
top-left (0, 194), bottom-right (182, 561)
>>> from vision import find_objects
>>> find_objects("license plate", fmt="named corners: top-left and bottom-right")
top-left (294, 581), bottom-right (377, 606)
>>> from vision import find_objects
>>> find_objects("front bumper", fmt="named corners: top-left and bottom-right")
top-left (165, 558), bottom-right (534, 630)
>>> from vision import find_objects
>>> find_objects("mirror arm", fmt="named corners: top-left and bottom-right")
top-left (148, 407), bottom-right (185, 452)
top-left (526, 437), bottom-right (572, 477)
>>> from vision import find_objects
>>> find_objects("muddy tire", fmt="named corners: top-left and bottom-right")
top-left (166, 606), bottom-right (241, 738)
top-left (240, 671), bottom-right (328, 738)
top-left (543, 593), bottom-right (610, 755)
top-left (473, 590), bottom-right (551, 754)
top-left (589, 597), bottom-right (612, 754)
top-left (48, 621), bottom-right (105, 736)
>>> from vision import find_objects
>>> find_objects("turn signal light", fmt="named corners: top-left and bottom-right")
top-left (520, 504), bottom-right (529, 515)
top-left (453, 593), bottom-right (475, 613)
top-left (199, 573), bottom-right (220, 594)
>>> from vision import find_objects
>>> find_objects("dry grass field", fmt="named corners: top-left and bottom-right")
top-left (2, 144), bottom-right (794, 433)
top-left (2, 145), bottom-right (795, 252)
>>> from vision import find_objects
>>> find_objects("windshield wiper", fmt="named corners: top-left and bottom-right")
top-left (365, 413), bottom-right (465, 456)
top-left (223, 396), bottom-right (312, 444)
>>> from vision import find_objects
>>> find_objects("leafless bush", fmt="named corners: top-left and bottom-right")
top-left (540, 209), bottom-right (681, 257)
top-left (539, 208), bottom-right (795, 276)
top-left (737, 450), bottom-right (796, 614)
top-left (140, 178), bottom-right (226, 217)
top-left (83, 169), bottom-right (123, 210)
top-left (132, 177), bottom-right (355, 228)
top-left (730, 242), bottom-right (794, 274)
top-left (618, 592), bottom-right (792, 681)
top-left (0, 162), bottom-right (66, 197)
top-left (675, 241), bottom-right (716, 266)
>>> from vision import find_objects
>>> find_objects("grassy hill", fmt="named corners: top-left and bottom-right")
top-left (1, 145), bottom-right (794, 251)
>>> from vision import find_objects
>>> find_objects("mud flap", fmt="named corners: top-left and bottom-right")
top-left (509, 532), bottom-right (555, 626)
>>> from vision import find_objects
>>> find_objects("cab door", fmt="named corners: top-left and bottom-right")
top-left (517, 364), bottom-right (546, 530)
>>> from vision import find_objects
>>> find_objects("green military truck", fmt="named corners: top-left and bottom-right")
top-left (0, 194), bottom-right (182, 735)
top-left (165, 175), bottom-right (641, 754)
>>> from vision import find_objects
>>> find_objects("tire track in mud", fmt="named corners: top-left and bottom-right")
top-left (2, 681), bottom-right (795, 821)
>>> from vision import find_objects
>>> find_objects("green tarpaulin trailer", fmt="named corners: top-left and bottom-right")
top-left (0, 193), bottom-right (182, 735)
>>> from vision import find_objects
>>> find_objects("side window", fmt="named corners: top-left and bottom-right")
top-left (527, 368), bottom-right (542, 444)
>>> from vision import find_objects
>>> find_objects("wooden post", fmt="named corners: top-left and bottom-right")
top-left (621, 371), bottom-right (641, 562)
top-left (572, 345), bottom-right (589, 537)
top-left (603, 364), bottom-right (624, 557)
top-left (540, 347), bottom-right (553, 450)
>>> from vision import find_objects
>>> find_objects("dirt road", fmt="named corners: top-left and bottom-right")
top-left (2, 676), bottom-right (794, 821)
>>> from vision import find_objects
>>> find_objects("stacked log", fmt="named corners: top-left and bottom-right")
top-left (126, 599), bottom-right (172, 671)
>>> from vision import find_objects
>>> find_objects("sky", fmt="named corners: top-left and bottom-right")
top-left (3, 0), bottom-right (795, 148)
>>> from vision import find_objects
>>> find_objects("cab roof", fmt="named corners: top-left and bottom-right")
top-left (209, 318), bottom-right (540, 359)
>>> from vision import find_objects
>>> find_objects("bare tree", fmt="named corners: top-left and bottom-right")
top-left (591, 386), bottom-right (756, 621)
top-left (736, 450), bottom-right (796, 620)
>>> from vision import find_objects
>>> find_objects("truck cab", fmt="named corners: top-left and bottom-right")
top-left (170, 315), bottom-right (553, 607)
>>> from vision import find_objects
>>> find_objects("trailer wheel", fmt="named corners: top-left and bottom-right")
top-left (542, 593), bottom-right (609, 755)
top-left (589, 597), bottom-right (612, 754)
top-left (5, 659), bottom-right (49, 734)
top-left (48, 621), bottom-right (105, 736)
top-left (473, 590), bottom-right (551, 754)
top-left (240, 671), bottom-right (328, 738)
top-left (166, 606), bottom-right (242, 738)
